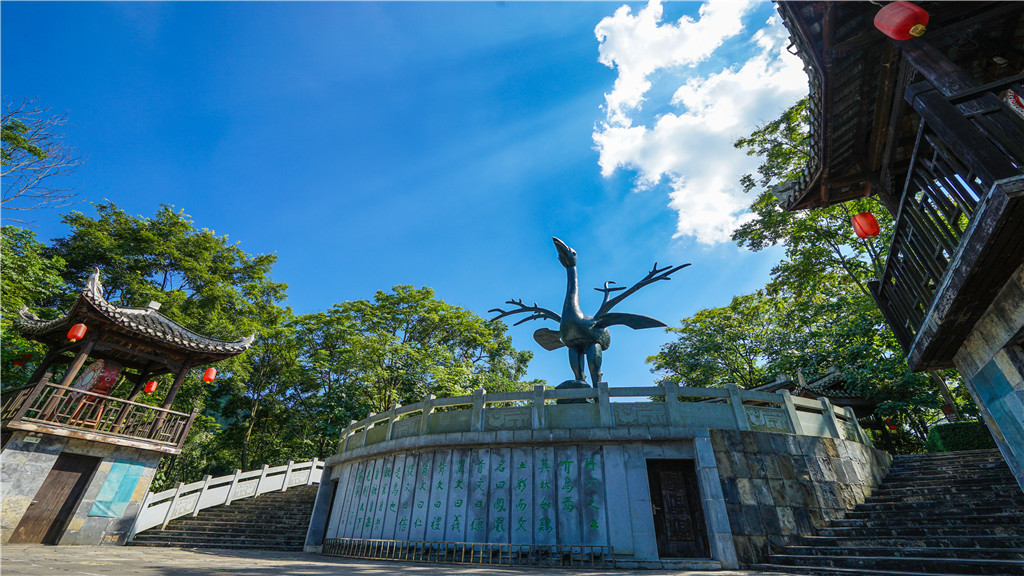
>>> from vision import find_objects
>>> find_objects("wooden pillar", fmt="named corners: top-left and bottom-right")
top-left (126, 365), bottom-right (154, 403)
top-left (26, 349), bottom-right (61, 386)
top-left (56, 332), bottom-right (101, 388)
top-left (161, 360), bottom-right (193, 410)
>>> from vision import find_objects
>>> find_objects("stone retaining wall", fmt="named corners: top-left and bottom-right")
top-left (710, 429), bottom-right (891, 565)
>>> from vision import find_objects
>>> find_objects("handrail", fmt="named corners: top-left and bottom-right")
top-left (872, 71), bottom-right (1024, 352)
top-left (334, 382), bottom-right (870, 455)
top-left (2, 380), bottom-right (195, 449)
top-left (128, 458), bottom-right (324, 539)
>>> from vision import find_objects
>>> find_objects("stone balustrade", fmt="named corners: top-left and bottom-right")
top-left (335, 383), bottom-right (870, 455)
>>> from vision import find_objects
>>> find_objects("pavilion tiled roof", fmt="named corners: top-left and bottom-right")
top-left (772, 1), bottom-right (1023, 212)
top-left (15, 269), bottom-right (254, 360)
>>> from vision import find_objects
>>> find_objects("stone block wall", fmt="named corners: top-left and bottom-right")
top-left (953, 262), bottom-right (1024, 491)
top-left (1, 431), bottom-right (161, 545)
top-left (710, 429), bottom-right (890, 565)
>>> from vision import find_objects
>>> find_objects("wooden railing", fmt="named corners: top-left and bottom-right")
top-left (334, 383), bottom-right (869, 455)
top-left (129, 459), bottom-right (324, 539)
top-left (1, 376), bottom-right (197, 451)
top-left (872, 73), bottom-right (1024, 352)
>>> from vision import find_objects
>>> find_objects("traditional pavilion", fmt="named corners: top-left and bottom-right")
top-left (1, 269), bottom-right (253, 545)
top-left (774, 1), bottom-right (1024, 487)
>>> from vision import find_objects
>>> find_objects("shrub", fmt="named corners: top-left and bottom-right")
top-left (926, 421), bottom-right (996, 452)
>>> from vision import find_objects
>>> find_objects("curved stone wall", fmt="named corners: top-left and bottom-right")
top-left (308, 384), bottom-right (887, 568)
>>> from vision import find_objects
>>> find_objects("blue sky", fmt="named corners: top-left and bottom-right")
top-left (2, 1), bottom-right (806, 387)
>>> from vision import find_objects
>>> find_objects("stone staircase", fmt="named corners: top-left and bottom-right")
top-left (754, 449), bottom-right (1024, 576)
top-left (129, 484), bottom-right (318, 550)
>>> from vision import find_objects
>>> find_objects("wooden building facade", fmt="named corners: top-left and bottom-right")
top-left (1, 270), bottom-right (253, 545)
top-left (775, 1), bottom-right (1024, 486)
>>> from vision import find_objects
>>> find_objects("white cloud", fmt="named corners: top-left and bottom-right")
top-left (594, 1), bottom-right (807, 245)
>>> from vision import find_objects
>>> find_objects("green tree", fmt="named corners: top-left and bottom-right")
top-left (312, 285), bottom-right (534, 415)
top-left (650, 98), bottom-right (969, 452)
top-left (649, 292), bottom-right (782, 389)
top-left (0, 226), bottom-right (67, 385)
top-left (48, 202), bottom-right (286, 341)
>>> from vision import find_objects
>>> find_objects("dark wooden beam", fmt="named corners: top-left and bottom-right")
top-left (92, 340), bottom-right (181, 372)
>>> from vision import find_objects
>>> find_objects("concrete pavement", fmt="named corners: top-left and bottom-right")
top-left (0, 545), bottom-right (799, 576)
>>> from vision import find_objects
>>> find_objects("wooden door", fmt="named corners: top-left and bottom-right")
top-left (9, 452), bottom-right (100, 544)
top-left (646, 459), bottom-right (710, 558)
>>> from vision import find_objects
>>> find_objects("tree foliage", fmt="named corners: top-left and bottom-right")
top-left (0, 226), bottom-right (67, 385)
top-left (649, 98), bottom-right (972, 452)
top-left (2, 202), bottom-right (537, 487)
top-left (1, 99), bottom-right (85, 220)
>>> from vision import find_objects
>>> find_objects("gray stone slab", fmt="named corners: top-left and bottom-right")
top-left (465, 447), bottom-right (491, 542)
top-left (622, 443), bottom-right (658, 561)
top-left (424, 450), bottom-right (452, 541)
top-left (347, 459), bottom-right (371, 539)
top-left (509, 446), bottom-right (533, 545)
top-left (369, 454), bottom-right (396, 539)
top-left (380, 455), bottom-right (404, 540)
top-left (361, 458), bottom-right (385, 539)
top-left (444, 448), bottom-right (471, 543)
top-left (338, 460), bottom-right (361, 539)
top-left (601, 444), bottom-right (634, 555)
top-left (554, 445), bottom-right (581, 545)
top-left (327, 463), bottom-right (354, 539)
top-left (486, 446), bottom-right (512, 543)
top-left (408, 452), bottom-right (433, 541)
top-left (393, 453), bottom-right (418, 540)
top-left (533, 445), bottom-right (557, 546)
top-left (579, 445), bottom-right (607, 547)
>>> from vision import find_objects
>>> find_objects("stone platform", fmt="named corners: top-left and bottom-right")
top-left (307, 383), bottom-right (889, 569)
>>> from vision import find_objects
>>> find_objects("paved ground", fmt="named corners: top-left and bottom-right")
top-left (0, 545), bottom-right (797, 576)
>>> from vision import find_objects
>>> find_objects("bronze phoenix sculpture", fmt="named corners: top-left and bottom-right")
top-left (491, 237), bottom-right (689, 387)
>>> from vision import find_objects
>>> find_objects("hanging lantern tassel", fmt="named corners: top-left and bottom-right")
top-left (144, 380), bottom-right (159, 394)
top-left (203, 367), bottom-right (217, 382)
top-left (852, 212), bottom-right (881, 239)
top-left (67, 323), bottom-right (88, 342)
top-left (874, 1), bottom-right (929, 41)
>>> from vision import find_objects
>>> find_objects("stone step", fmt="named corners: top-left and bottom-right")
top-left (130, 534), bottom-right (306, 548)
top-left (890, 449), bottom-right (1003, 461)
top-left (817, 525), bottom-right (1024, 538)
top-left (846, 505), bottom-right (1024, 519)
top-left (796, 535), bottom-right (1024, 550)
top-left (879, 476), bottom-right (1018, 490)
top-left (865, 486), bottom-right (1023, 502)
top-left (131, 483), bottom-right (318, 550)
top-left (828, 518), bottom-right (1024, 531)
top-left (750, 563), bottom-right (992, 576)
top-left (780, 546), bottom-right (1024, 561)
top-left (133, 525), bottom-right (309, 537)
top-left (883, 468), bottom-right (1012, 480)
top-left (883, 471), bottom-right (1013, 482)
top-left (764, 553), bottom-right (1024, 575)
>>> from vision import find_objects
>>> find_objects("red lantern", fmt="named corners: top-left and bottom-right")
top-left (203, 367), bottom-right (217, 382)
top-left (11, 353), bottom-right (32, 367)
top-left (874, 1), bottom-right (928, 41)
top-left (941, 404), bottom-right (955, 416)
top-left (144, 380), bottom-right (159, 394)
top-left (852, 212), bottom-right (881, 239)
top-left (67, 323), bottom-right (88, 342)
